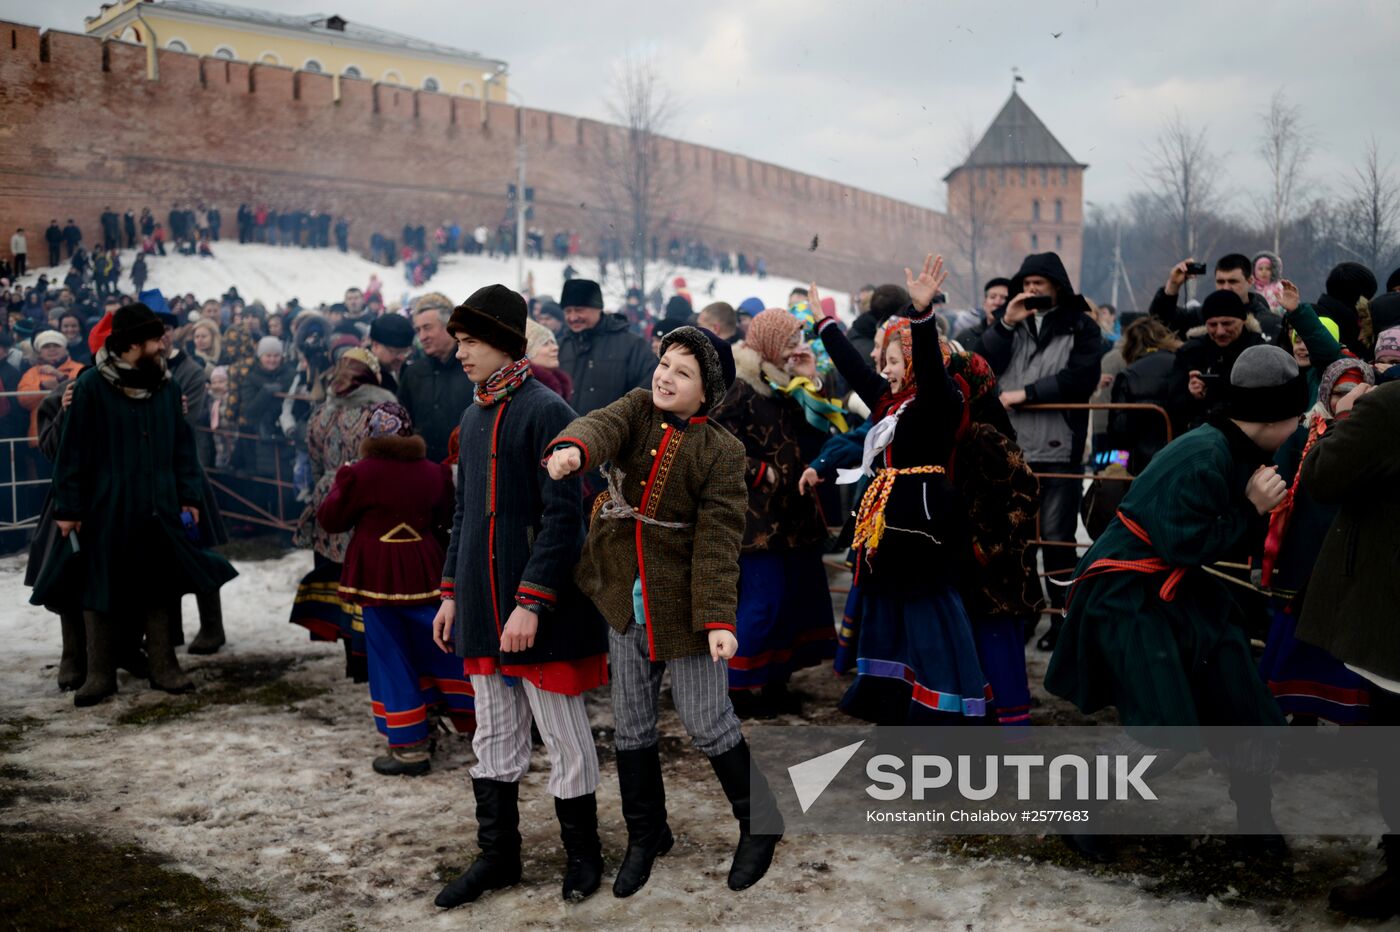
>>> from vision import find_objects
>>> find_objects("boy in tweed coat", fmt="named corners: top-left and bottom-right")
top-left (546, 325), bottom-right (785, 897)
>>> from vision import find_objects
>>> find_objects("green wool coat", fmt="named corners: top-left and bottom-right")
top-left (1296, 382), bottom-right (1400, 680)
top-left (43, 366), bottom-right (236, 614)
top-left (1045, 417), bottom-right (1285, 733)
top-left (550, 389), bottom-right (747, 661)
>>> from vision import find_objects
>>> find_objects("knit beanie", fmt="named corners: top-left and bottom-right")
top-left (1325, 262), bottom-right (1378, 308)
top-left (1201, 289), bottom-right (1249, 322)
top-left (737, 296), bottom-right (765, 318)
top-left (1374, 327), bottom-right (1400, 364)
top-left (1317, 358), bottom-right (1376, 417)
top-left (658, 325), bottom-right (735, 413)
top-left (447, 284), bottom-right (528, 359)
top-left (1370, 293), bottom-right (1400, 340)
top-left (256, 336), bottom-right (284, 357)
top-left (1387, 266), bottom-right (1400, 294)
top-left (745, 308), bottom-right (801, 367)
top-left (1226, 344), bottom-right (1308, 423)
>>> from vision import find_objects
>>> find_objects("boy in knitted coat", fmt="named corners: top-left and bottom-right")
top-left (545, 325), bottom-right (785, 896)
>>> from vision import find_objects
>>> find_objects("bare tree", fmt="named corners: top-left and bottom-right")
top-left (944, 124), bottom-right (1008, 304)
top-left (1257, 89), bottom-right (1309, 255)
top-left (1139, 112), bottom-right (1226, 296)
top-left (1341, 135), bottom-right (1400, 275)
top-left (593, 53), bottom-right (680, 302)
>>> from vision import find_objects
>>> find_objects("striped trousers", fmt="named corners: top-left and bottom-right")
top-left (468, 673), bottom-right (599, 800)
top-left (610, 623), bottom-right (742, 758)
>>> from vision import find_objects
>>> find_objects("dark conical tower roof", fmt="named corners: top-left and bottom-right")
top-left (943, 89), bottom-right (1086, 180)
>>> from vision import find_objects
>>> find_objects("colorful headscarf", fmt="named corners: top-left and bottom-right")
top-left (745, 309), bottom-right (801, 366)
top-left (788, 301), bottom-right (833, 376)
top-left (366, 401), bottom-right (414, 438)
top-left (874, 318), bottom-right (917, 420)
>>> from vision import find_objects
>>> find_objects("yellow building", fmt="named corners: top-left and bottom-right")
top-left (84, 0), bottom-right (508, 100)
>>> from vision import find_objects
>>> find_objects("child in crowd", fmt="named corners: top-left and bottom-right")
top-left (544, 324), bottom-right (785, 896)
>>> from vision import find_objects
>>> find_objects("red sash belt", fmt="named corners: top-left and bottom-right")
top-left (1065, 510), bottom-right (1187, 610)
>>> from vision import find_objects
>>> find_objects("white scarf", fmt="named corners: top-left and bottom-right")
top-left (837, 398), bottom-right (912, 485)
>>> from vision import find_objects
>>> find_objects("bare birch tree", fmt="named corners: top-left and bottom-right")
top-left (944, 124), bottom-right (1006, 303)
top-left (1257, 89), bottom-right (1309, 255)
top-left (1140, 112), bottom-right (1226, 296)
top-left (1341, 135), bottom-right (1400, 274)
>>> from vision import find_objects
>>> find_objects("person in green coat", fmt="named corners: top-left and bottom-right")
top-left (1046, 345), bottom-right (1309, 848)
top-left (45, 303), bottom-right (237, 707)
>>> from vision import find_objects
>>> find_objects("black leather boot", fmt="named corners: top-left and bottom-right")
top-left (57, 609), bottom-right (86, 691)
top-left (187, 590), bottom-right (226, 655)
top-left (74, 611), bottom-right (117, 707)
top-left (1331, 839), bottom-right (1400, 919)
top-left (555, 793), bottom-right (604, 902)
top-left (434, 779), bottom-right (523, 908)
top-left (612, 745), bottom-right (674, 897)
top-left (708, 738), bottom-right (783, 891)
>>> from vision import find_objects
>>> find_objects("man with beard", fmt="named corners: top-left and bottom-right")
top-left (46, 303), bottom-right (237, 706)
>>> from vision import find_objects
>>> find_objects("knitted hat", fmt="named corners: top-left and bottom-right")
top-left (1387, 267), bottom-right (1400, 293)
top-left (447, 284), bottom-right (528, 358)
top-left (256, 336), bottom-right (284, 357)
top-left (1201, 289), bottom-right (1249, 322)
top-left (525, 318), bottom-right (556, 358)
top-left (366, 401), bottom-right (413, 438)
top-left (1374, 326), bottom-right (1400, 364)
top-left (737, 296), bottom-right (765, 317)
top-left (106, 303), bottom-right (164, 353)
top-left (659, 325), bottom-right (735, 413)
top-left (1317, 358), bottom-right (1376, 417)
top-left (1370, 293), bottom-right (1400, 339)
top-left (369, 313), bottom-right (413, 348)
top-left (534, 300), bottom-right (564, 325)
top-left (33, 329), bottom-right (66, 351)
top-left (1226, 344), bottom-right (1309, 423)
top-left (559, 278), bottom-right (604, 310)
top-left (744, 308), bottom-right (801, 367)
top-left (1325, 262), bottom-right (1378, 308)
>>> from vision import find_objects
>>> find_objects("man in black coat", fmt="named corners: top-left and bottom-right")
top-left (953, 277), bottom-right (1012, 349)
top-left (100, 207), bottom-right (119, 251)
top-left (122, 210), bottom-right (136, 249)
top-left (556, 279), bottom-right (656, 415)
top-left (1167, 289), bottom-right (1265, 433)
top-left (397, 292), bottom-right (473, 461)
top-left (1150, 253), bottom-right (1279, 340)
top-left (45, 220), bottom-right (63, 267)
top-left (62, 219), bottom-right (81, 258)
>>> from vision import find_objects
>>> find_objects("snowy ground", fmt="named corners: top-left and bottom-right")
top-left (0, 551), bottom-right (1377, 930)
top-left (17, 243), bottom-right (853, 321)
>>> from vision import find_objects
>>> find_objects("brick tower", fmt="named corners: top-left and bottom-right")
top-left (944, 87), bottom-right (1087, 295)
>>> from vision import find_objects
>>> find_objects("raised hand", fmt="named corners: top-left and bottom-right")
top-left (904, 254), bottom-right (948, 312)
top-left (809, 282), bottom-right (835, 319)
top-left (1278, 279), bottom-right (1300, 313)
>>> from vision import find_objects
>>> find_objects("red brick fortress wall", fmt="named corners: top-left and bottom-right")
top-left (0, 22), bottom-right (955, 296)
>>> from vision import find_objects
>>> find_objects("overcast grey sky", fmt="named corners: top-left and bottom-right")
top-left (9, 0), bottom-right (1399, 218)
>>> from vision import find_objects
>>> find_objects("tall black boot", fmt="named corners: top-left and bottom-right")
top-left (74, 612), bottom-right (117, 707)
top-left (57, 609), bottom-right (86, 691)
top-left (554, 793), bottom-right (603, 902)
top-left (434, 779), bottom-right (523, 908)
top-left (707, 738), bottom-right (784, 891)
top-left (145, 607), bottom-right (194, 694)
top-left (1228, 771), bottom-right (1288, 856)
top-left (613, 745), bottom-right (674, 898)
top-left (1331, 837), bottom-right (1400, 919)
top-left (188, 590), bottom-right (226, 655)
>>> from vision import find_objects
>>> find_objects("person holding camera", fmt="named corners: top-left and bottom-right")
top-left (1167, 289), bottom-right (1267, 433)
top-left (974, 251), bottom-right (1103, 651)
top-left (1151, 253), bottom-right (1280, 340)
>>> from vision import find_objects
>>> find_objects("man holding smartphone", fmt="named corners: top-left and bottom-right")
top-left (1167, 289), bottom-right (1266, 433)
top-left (974, 252), bottom-right (1103, 651)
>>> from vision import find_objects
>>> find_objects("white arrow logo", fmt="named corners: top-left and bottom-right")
top-left (788, 740), bottom-right (866, 814)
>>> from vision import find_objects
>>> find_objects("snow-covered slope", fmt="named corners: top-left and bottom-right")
top-left (20, 243), bottom-right (853, 319)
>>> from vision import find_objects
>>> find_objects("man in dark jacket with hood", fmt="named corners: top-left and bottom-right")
top-left (975, 252), bottom-right (1102, 649)
top-left (1168, 289), bottom-right (1266, 433)
top-left (556, 279), bottom-right (656, 415)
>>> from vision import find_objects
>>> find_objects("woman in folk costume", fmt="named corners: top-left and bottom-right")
top-left (317, 402), bottom-right (475, 776)
top-left (1256, 357), bottom-right (1376, 724)
top-left (289, 349), bottom-right (396, 681)
top-left (711, 308), bottom-right (845, 715)
top-left (812, 255), bottom-right (991, 723)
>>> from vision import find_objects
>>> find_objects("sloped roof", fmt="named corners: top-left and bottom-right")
top-left (944, 89), bottom-right (1085, 180)
top-left (147, 0), bottom-right (499, 62)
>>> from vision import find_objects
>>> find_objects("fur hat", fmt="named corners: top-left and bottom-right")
top-left (106, 303), bottom-right (164, 353)
top-left (410, 292), bottom-right (454, 317)
top-left (447, 284), bottom-right (528, 358)
top-left (559, 279), bottom-right (604, 310)
top-left (1201, 289), bottom-right (1249, 322)
top-left (369, 313), bottom-right (413, 349)
top-left (659, 325), bottom-right (735, 414)
top-left (1226, 344), bottom-right (1309, 423)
